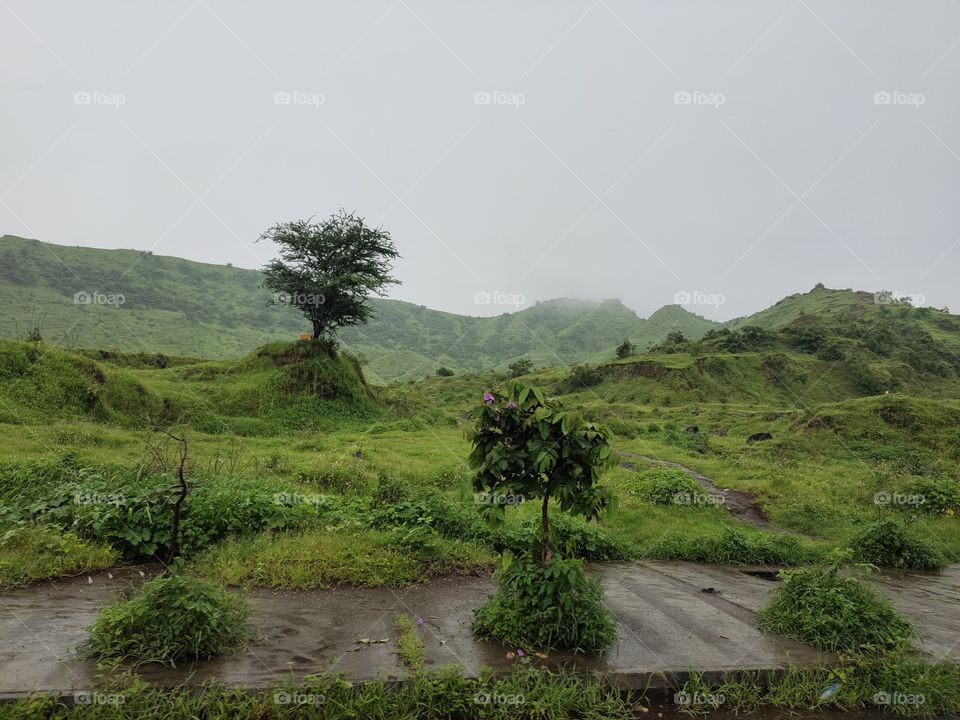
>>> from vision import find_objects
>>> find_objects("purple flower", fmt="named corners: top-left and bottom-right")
top-left (415, 617), bottom-right (424, 626)
top-left (516, 649), bottom-right (525, 657)
top-left (483, 392), bottom-right (494, 405)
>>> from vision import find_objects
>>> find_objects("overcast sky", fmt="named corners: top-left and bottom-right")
top-left (2, 1), bottom-right (958, 320)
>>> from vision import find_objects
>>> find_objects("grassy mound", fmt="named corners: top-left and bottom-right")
top-left (84, 574), bottom-right (250, 666)
top-left (757, 556), bottom-right (914, 654)
top-left (0, 340), bottom-right (163, 425)
top-left (473, 556), bottom-right (616, 653)
top-left (627, 466), bottom-right (703, 505)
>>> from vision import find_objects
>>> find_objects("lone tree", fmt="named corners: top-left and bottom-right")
top-left (615, 338), bottom-right (636, 358)
top-left (468, 381), bottom-right (616, 564)
top-left (259, 210), bottom-right (400, 341)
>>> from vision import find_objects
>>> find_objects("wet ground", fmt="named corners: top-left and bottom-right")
top-left (5, 559), bottom-right (959, 700)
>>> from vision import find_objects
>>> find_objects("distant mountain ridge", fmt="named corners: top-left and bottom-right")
top-left (0, 236), bottom-right (717, 382)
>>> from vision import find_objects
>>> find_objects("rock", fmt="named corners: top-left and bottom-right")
top-left (746, 432), bottom-right (773, 444)
top-left (684, 425), bottom-right (699, 434)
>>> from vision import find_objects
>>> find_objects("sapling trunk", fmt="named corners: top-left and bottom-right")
top-left (540, 494), bottom-right (553, 564)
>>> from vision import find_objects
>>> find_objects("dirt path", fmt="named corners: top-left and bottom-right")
top-left (618, 451), bottom-right (771, 528)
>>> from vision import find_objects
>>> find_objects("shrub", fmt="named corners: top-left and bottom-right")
top-left (493, 513), bottom-right (631, 561)
top-left (901, 476), bottom-right (960, 516)
top-left (850, 518), bottom-right (945, 570)
top-left (473, 556), bottom-right (616, 653)
top-left (84, 574), bottom-right (250, 666)
top-left (628, 467), bottom-right (703, 505)
top-left (32, 473), bottom-right (321, 560)
top-left (435, 367), bottom-right (454, 377)
top-left (757, 554), bottom-right (914, 654)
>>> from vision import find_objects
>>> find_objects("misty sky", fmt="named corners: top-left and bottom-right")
top-left (2, 1), bottom-right (958, 321)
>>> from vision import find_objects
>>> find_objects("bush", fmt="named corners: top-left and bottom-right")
top-left (628, 467), bottom-right (703, 505)
top-left (650, 526), bottom-right (819, 565)
top-left (30, 473), bottom-right (321, 560)
top-left (757, 555), bottom-right (914, 654)
top-left (850, 518), bottom-right (945, 570)
top-left (493, 513), bottom-right (631, 561)
top-left (473, 556), bottom-right (616, 653)
top-left (901, 476), bottom-right (960, 516)
top-left (84, 574), bottom-right (250, 666)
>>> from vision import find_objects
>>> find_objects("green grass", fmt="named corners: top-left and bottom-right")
top-left (0, 666), bottom-right (641, 719)
top-left (194, 529), bottom-right (494, 589)
top-left (393, 614), bottom-right (425, 670)
top-left (0, 525), bottom-right (117, 589)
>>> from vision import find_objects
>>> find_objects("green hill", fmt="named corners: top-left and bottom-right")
top-left (0, 235), bottom-right (716, 383)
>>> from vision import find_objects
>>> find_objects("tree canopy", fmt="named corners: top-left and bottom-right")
top-left (259, 211), bottom-right (400, 340)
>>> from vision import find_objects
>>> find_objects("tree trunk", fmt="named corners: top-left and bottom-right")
top-left (165, 435), bottom-right (189, 566)
top-left (540, 494), bottom-right (552, 564)
top-left (311, 320), bottom-right (324, 340)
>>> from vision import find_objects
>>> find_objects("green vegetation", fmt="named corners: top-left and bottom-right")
top-left (0, 667), bottom-right (641, 719)
top-left (0, 236), bottom-right (717, 383)
top-left (0, 524), bottom-right (116, 589)
top-left (473, 556), bottom-right (617, 653)
top-left (83, 574), bottom-right (250, 666)
top-left (195, 529), bottom-right (493, 589)
top-left (393, 613), bottom-right (425, 670)
top-left (757, 554), bottom-right (915, 655)
top-left (850, 518), bottom-right (946, 570)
